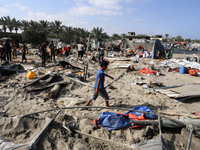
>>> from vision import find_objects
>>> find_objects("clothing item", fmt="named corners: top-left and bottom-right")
top-left (5, 42), bottom-right (11, 52)
top-left (77, 44), bottom-right (84, 51)
top-left (78, 51), bottom-right (83, 57)
top-left (50, 49), bottom-right (55, 61)
top-left (94, 69), bottom-right (105, 89)
top-left (90, 87), bottom-right (109, 101)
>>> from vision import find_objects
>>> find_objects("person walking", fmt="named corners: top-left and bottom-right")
top-left (85, 60), bottom-right (114, 109)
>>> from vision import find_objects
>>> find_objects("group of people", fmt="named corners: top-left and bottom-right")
top-left (0, 40), bottom-right (27, 63)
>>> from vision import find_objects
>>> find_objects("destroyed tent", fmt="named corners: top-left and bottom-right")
top-left (24, 74), bottom-right (67, 92)
top-left (167, 44), bottom-right (174, 59)
top-left (151, 39), bottom-right (165, 59)
top-left (0, 64), bottom-right (26, 76)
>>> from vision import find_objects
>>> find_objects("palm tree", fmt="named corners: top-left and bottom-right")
top-left (50, 20), bottom-right (63, 43)
top-left (20, 20), bottom-right (29, 31)
top-left (4, 16), bottom-right (13, 33)
top-left (111, 33), bottom-right (121, 40)
top-left (0, 17), bottom-right (7, 32)
top-left (102, 32), bottom-right (110, 41)
top-left (73, 27), bottom-right (81, 43)
top-left (79, 28), bottom-right (89, 43)
top-left (22, 20), bottom-right (47, 45)
top-left (121, 33), bottom-right (126, 40)
top-left (91, 27), bottom-right (104, 41)
top-left (39, 20), bottom-right (50, 34)
top-left (64, 26), bottom-right (74, 44)
top-left (12, 18), bottom-right (21, 34)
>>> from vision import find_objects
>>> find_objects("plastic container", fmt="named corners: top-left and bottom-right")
top-left (26, 71), bottom-right (36, 79)
top-left (179, 67), bottom-right (185, 74)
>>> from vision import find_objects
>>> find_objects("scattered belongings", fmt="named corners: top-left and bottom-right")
top-left (1, 44), bottom-right (200, 150)
top-left (26, 70), bottom-right (36, 79)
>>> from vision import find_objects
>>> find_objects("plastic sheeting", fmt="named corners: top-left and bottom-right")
top-left (125, 106), bottom-right (156, 119)
top-left (151, 39), bottom-right (164, 59)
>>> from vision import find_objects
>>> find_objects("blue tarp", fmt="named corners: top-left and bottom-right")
top-left (124, 106), bottom-right (156, 119)
top-left (97, 106), bottom-right (155, 130)
top-left (151, 39), bottom-right (164, 59)
top-left (98, 112), bottom-right (132, 130)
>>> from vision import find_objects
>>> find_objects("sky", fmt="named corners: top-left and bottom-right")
top-left (0, 0), bottom-right (200, 39)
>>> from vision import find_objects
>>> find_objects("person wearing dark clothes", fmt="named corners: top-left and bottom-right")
top-left (38, 41), bottom-right (49, 67)
top-left (49, 41), bottom-right (55, 61)
top-left (5, 40), bottom-right (11, 61)
top-left (0, 41), bottom-right (6, 62)
top-left (19, 41), bottom-right (27, 63)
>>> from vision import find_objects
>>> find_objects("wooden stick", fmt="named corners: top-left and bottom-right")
top-left (158, 111), bottom-right (200, 119)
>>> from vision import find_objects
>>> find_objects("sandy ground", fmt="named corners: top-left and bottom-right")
top-left (0, 49), bottom-right (200, 150)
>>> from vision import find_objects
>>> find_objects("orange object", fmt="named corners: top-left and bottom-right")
top-left (140, 68), bottom-right (158, 75)
top-left (26, 71), bottom-right (36, 79)
top-left (189, 69), bottom-right (199, 76)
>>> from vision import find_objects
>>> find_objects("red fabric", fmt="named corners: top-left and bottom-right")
top-left (189, 69), bottom-right (199, 76)
top-left (64, 46), bottom-right (71, 53)
top-left (92, 119), bottom-right (100, 128)
top-left (169, 69), bottom-right (179, 72)
top-left (192, 112), bottom-right (200, 116)
top-left (127, 113), bottom-right (146, 128)
top-left (140, 68), bottom-right (158, 74)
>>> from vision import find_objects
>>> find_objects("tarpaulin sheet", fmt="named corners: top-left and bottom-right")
top-left (98, 112), bottom-right (132, 130)
top-left (125, 106), bottom-right (156, 119)
top-left (151, 39), bottom-right (164, 59)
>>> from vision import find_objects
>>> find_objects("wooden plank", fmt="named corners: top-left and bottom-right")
top-left (166, 94), bottom-right (181, 97)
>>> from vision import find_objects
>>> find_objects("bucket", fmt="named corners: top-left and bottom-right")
top-left (26, 71), bottom-right (36, 79)
top-left (179, 67), bottom-right (185, 74)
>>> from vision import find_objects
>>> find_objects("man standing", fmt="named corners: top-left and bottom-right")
top-left (38, 41), bottom-right (49, 67)
top-left (5, 40), bottom-right (11, 61)
top-left (98, 47), bottom-right (108, 63)
top-left (0, 41), bottom-right (6, 62)
top-left (49, 41), bottom-right (55, 62)
top-left (76, 42), bottom-right (85, 61)
top-left (11, 40), bottom-right (17, 59)
top-left (19, 41), bottom-right (27, 63)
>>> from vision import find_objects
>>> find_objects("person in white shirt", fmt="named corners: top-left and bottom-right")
top-left (76, 42), bottom-right (85, 61)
